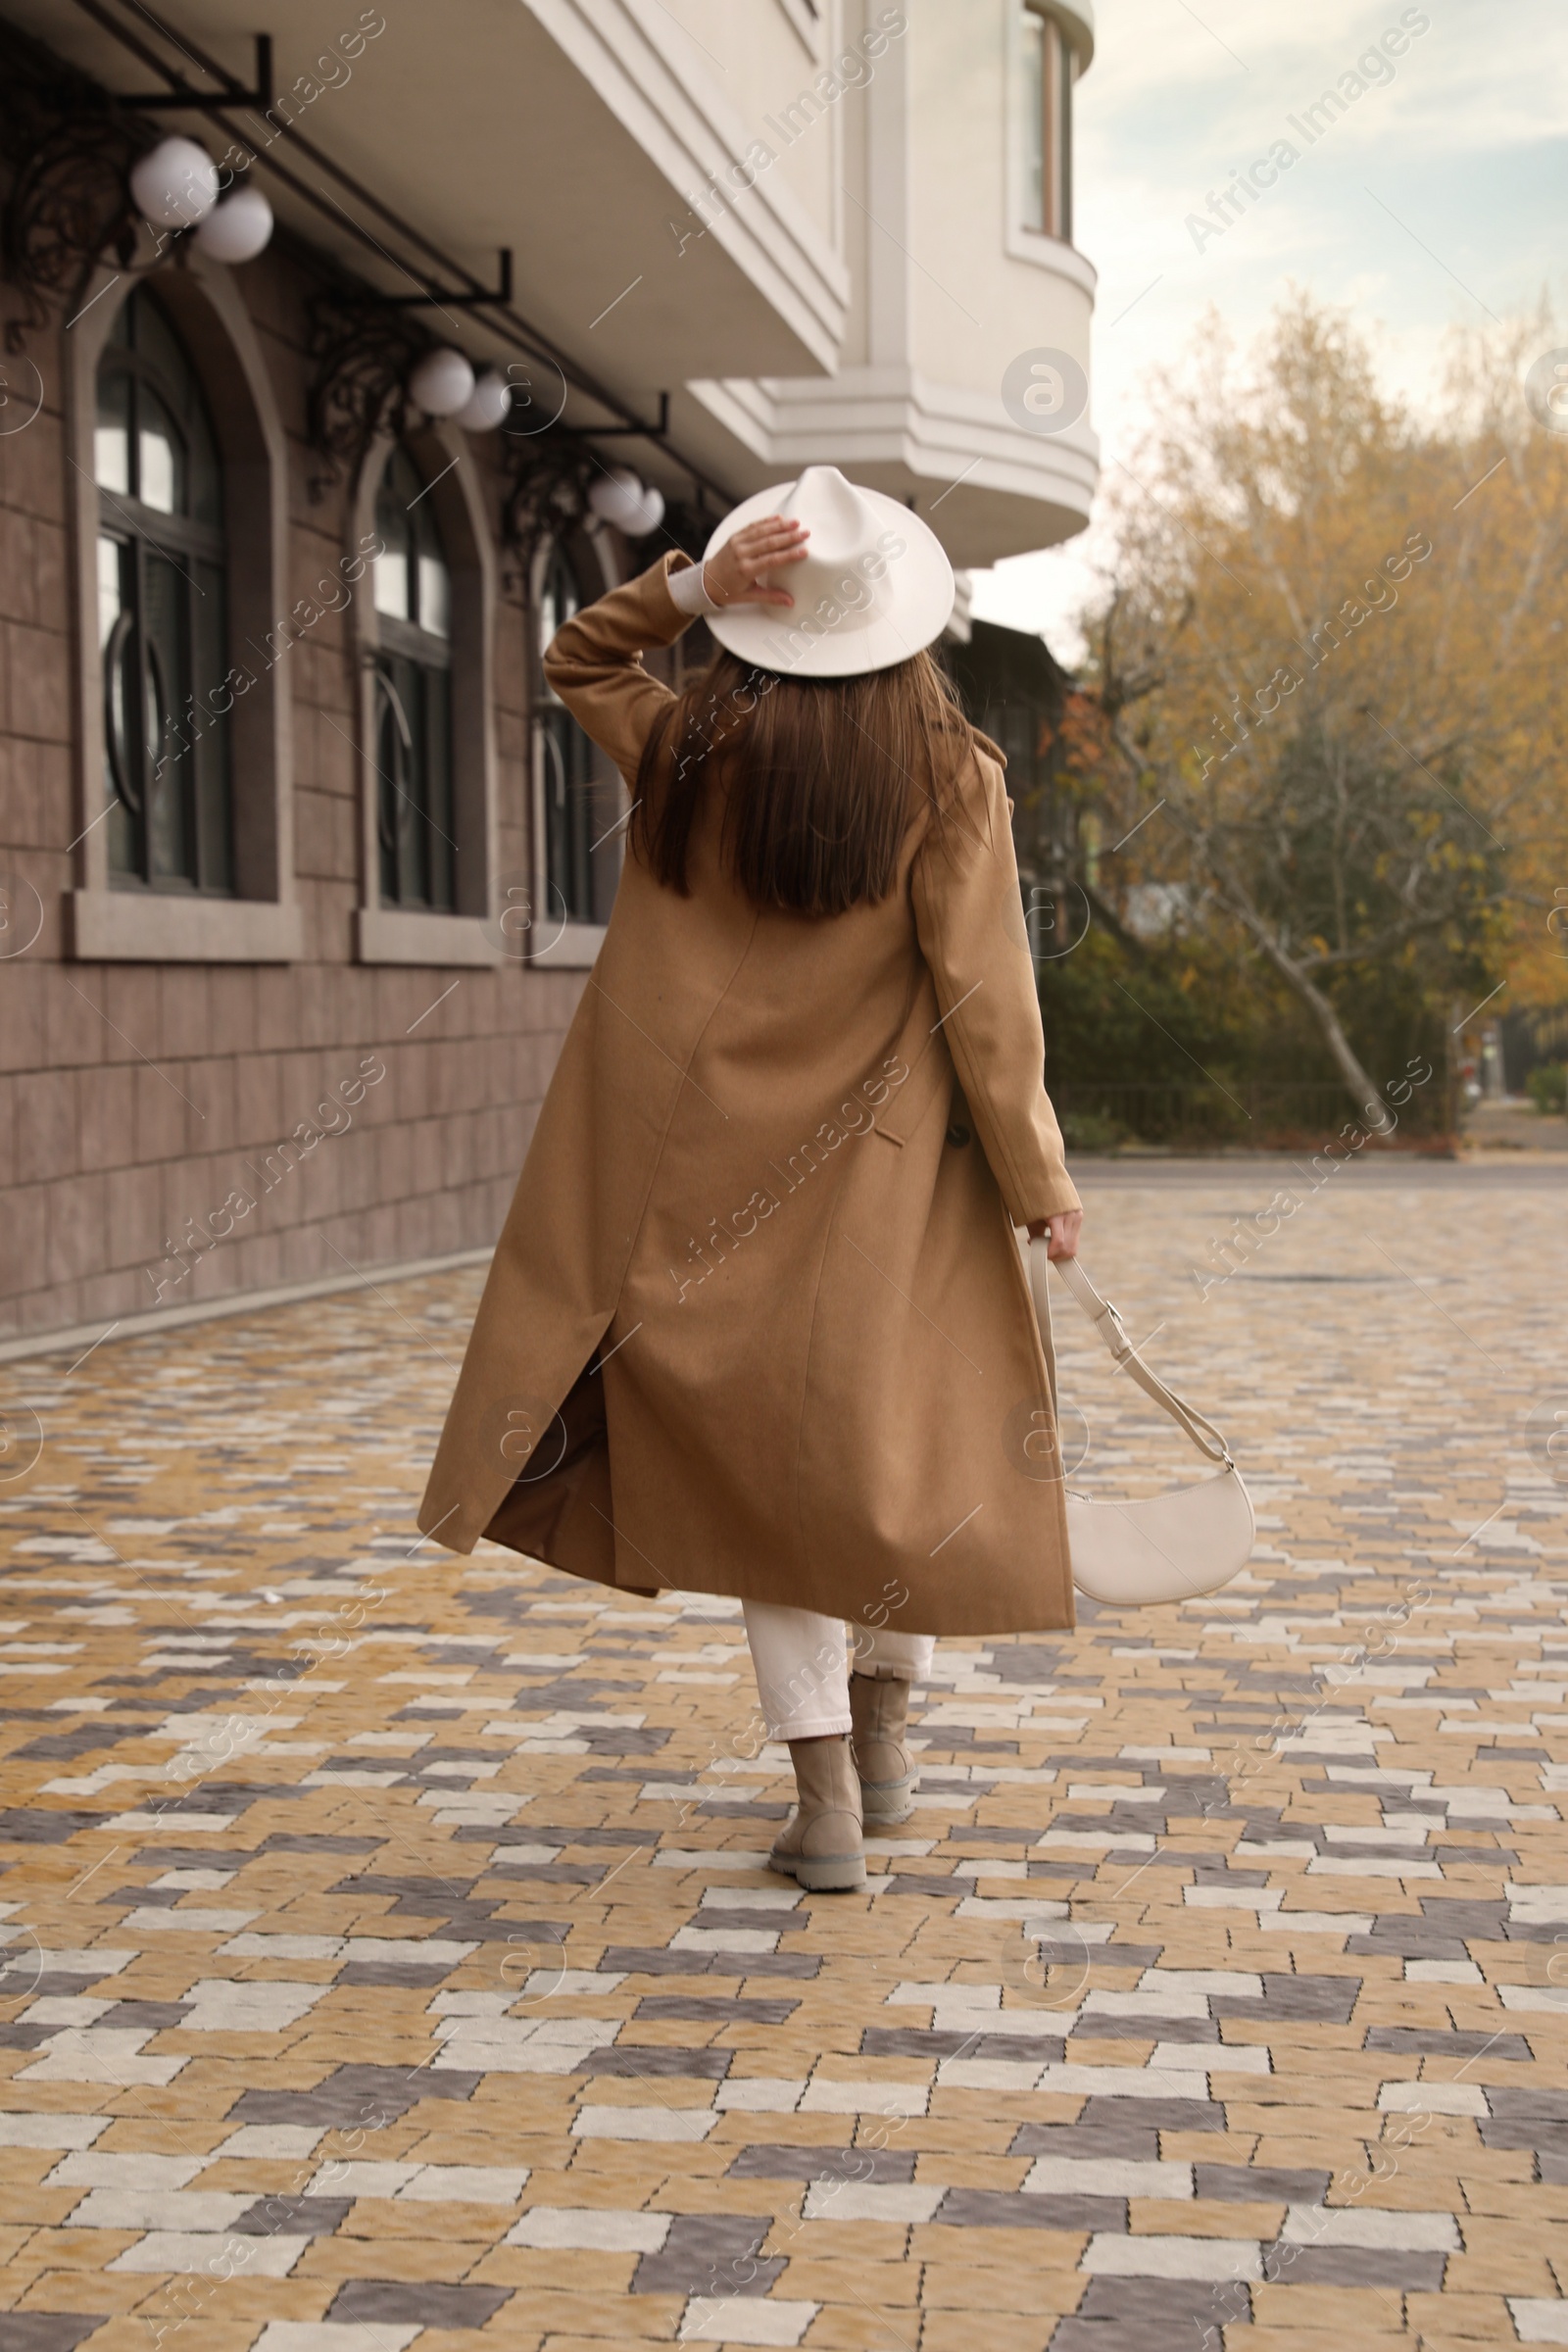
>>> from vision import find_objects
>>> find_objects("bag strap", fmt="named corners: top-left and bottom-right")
top-left (1029, 1242), bottom-right (1234, 1468)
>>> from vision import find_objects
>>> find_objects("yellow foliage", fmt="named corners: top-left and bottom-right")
top-left (1087, 292), bottom-right (1568, 1014)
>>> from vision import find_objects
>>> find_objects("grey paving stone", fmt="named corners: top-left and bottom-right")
top-left (259, 1833), bottom-right (380, 1854)
top-left (226, 2063), bottom-right (481, 2131)
top-left (694, 1800), bottom-right (792, 1819)
top-left (726, 2142), bottom-right (917, 2183)
top-left (0, 1808), bottom-right (101, 1843)
top-left (327, 2280), bottom-right (514, 2328)
top-left (1216, 1974), bottom-right (1359, 2023)
top-left (1069, 2016), bottom-right (1218, 2043)
top-left (1194, 2163), bottom-right (1332, 2203)
top-left (1009, 2100), bottom-right (1224, 2157)
top-left (334, 1961), bottom-right (456, 1987)
top-left (232, 2195), bottom-right (353, 2237)
top-left (1263, 2245), bottom-right (1447, 2289)
top-left (1034, 1942), bottom-right (1164, 1969)
top-left (1485, 2088), bottom-right (1568, 2122)
top-left (1052, 2277), bottom-right (1252, 2348)
top-left (635, 1995), bottom-right (801, 2025)
top-left (500, 1823), bottom-right (645, 1845)
top-left (940, 2187), bottom-right (1128, 2231)
top-left (1365, 2026), bottom-right (1532, 2061)
top-left (478, 1861), bottom-right (603, 1885)
top-left (13, 1723), bottom-right (159, 1761)
top-left (631, 2214), bottom-right (783, 2297)
top-left (104, 2001), bottom-right (193, 2030)
top-left (861, 2027), bottom-right (1067, 2062)
top-left (130, 1847), bottom-right (257, 1869)
top-left (578, 2045), bottom-right (733, 2079)
top-left (602, 1947), bottom-right (820, 1977)
top-left (0, 2320), bottom-right (108, 2350)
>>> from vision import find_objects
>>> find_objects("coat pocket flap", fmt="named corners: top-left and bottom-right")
top-left (871, 1033), bottom-right (955, 1148)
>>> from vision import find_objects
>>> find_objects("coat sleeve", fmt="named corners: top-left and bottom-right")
top-left (541, 548), bottom-right (700, 782)
top-left (911, 738), bottom-right (1081, 1226)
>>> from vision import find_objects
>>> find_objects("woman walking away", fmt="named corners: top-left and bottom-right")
top-left (419, 466), bottom-right (1082, 1894)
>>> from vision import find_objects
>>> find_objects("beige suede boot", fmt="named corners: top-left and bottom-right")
top-left (768, 1736), bottom-right (865, 1892)
top-left (849, 1672), bottom-right (917, 1824)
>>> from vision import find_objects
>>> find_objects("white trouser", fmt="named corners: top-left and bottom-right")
top-left (742, 1599), bottom-right (936, 1741)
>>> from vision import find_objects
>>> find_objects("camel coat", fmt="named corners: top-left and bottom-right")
top-left (417, 552), bottom-right (1081, 1635)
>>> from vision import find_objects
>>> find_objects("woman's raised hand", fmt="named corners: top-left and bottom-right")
top-left (701, 515), bottom-right (809, 611)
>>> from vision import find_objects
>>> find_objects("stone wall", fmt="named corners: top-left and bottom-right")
top-left (0, 237), bottom-right (601, 1341)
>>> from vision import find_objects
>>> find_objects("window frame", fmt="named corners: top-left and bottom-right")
top-left (351, 424), bottom-right (501, 968)
top-left (95, 287), bottom-right (233, 897)
top-left (526, 521), bottom-right (625, 970)
top-left (1004, 0), bottom-right (1092, 276)
top-left (65, 251), bottom-right (301, 962)
top-left (1020, 1), bottom-right (1073, 243)
top-left (371, 445), bottom-right (457, 915)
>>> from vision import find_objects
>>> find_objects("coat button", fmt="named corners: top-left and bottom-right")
top-left (946, 1122), bottom-right (971, 1148)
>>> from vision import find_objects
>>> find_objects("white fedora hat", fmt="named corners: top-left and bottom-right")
top-left (703, 465), bottom-right (955, 678)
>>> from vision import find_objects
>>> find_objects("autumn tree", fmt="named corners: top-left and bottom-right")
top-left (1075, 293), bottom-right (1566, 1122)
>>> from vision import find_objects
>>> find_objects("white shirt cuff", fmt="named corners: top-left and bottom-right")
top-left (667, 559), bottom-right (720, 618)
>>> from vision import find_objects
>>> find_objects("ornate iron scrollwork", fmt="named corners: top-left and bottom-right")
top-left (304, 282), bottom-right (433, 488)
top-left (498, 435), bottom-right (710, 571)
top-left (0, 28), bottom-right (152, 350)
top-left (498, 425), bottom-right (601, 568)
top-left (659, 498), bottom-right (714, 563)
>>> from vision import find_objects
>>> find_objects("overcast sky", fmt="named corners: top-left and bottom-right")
top-left (970, 0), bottom-right (1568, 658)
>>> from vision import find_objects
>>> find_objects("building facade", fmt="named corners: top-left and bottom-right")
top-left (0, 0), bottom-right (1097, 1348)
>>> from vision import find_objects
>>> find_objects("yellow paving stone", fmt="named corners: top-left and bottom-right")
top-left (904, 2153), bottom-right (1030, 2190)
top-left (911, 2230), bottom-right (1086, 2285)
top-left (64, 2328), bottom-right (268, 2352)
top-left (4, 2267), bottom-right (150, 2312)
top-left (1134, 2198), bottom-right (1290, 2237)
top-left (1405, 2291), bottom-right (1522, 2339)
top-left (534, 2334), bottom-right (688, 2352)
top-left (492, 2286), bottom-right (689, 2333)
top-left (770, 2314), bottom-right (925, 2352)
top-left (918, 2310), bottom-right (1074, 2352)
top-left (126, 2282), bottom-right (334, 2324)
top-left (1249, 2283), bottom-right (1426, 2330)
top-left (294, 2233), bottom-right (508, 2278)
top-left (761, 2230), bottom-right (921, 2267)
top-left (418, 2332), bottom-right (546, 2352)
top-left (911, 2221), bottom-right (1091, 2266)
top-left (1242, 2331), bottom-right (1410, 2352)
top-left (1463, 2178), bottom-right (1568, 2218)
top-left (466, 2248), bottom-right (645, 2290)
top-left (334, 2205), bottom-right (515, 2241)
top-left (1444, 2245), bottom-right (1562, 2296)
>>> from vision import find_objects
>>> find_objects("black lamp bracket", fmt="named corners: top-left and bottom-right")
top-left (370, 247), bottom-right (514, 310)
top-left (585, 390), bottom-right (669, 440)
top-left (115, 31), bottom-right (273, 112)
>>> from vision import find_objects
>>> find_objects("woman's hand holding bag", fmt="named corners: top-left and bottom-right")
top-left (1026, 1238), bottom-right (1256, 1607)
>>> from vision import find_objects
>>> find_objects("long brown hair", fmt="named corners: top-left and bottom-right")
top-left (633, 647), bottom-right (970, 915)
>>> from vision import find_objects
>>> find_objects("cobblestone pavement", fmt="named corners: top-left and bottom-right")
top-left (1, 1163), bottom-right (1565, 2352)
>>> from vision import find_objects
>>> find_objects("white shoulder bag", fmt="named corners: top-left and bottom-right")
top-left (1027, 1238), bottom-right (1255, 1606)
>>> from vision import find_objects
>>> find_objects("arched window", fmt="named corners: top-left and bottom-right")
top-left (373, 447), bottom-right (454, 910)
top-left (95, 288), bottom-right (231, 891)
top-left (535, 538), bottom-right (616, 927)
